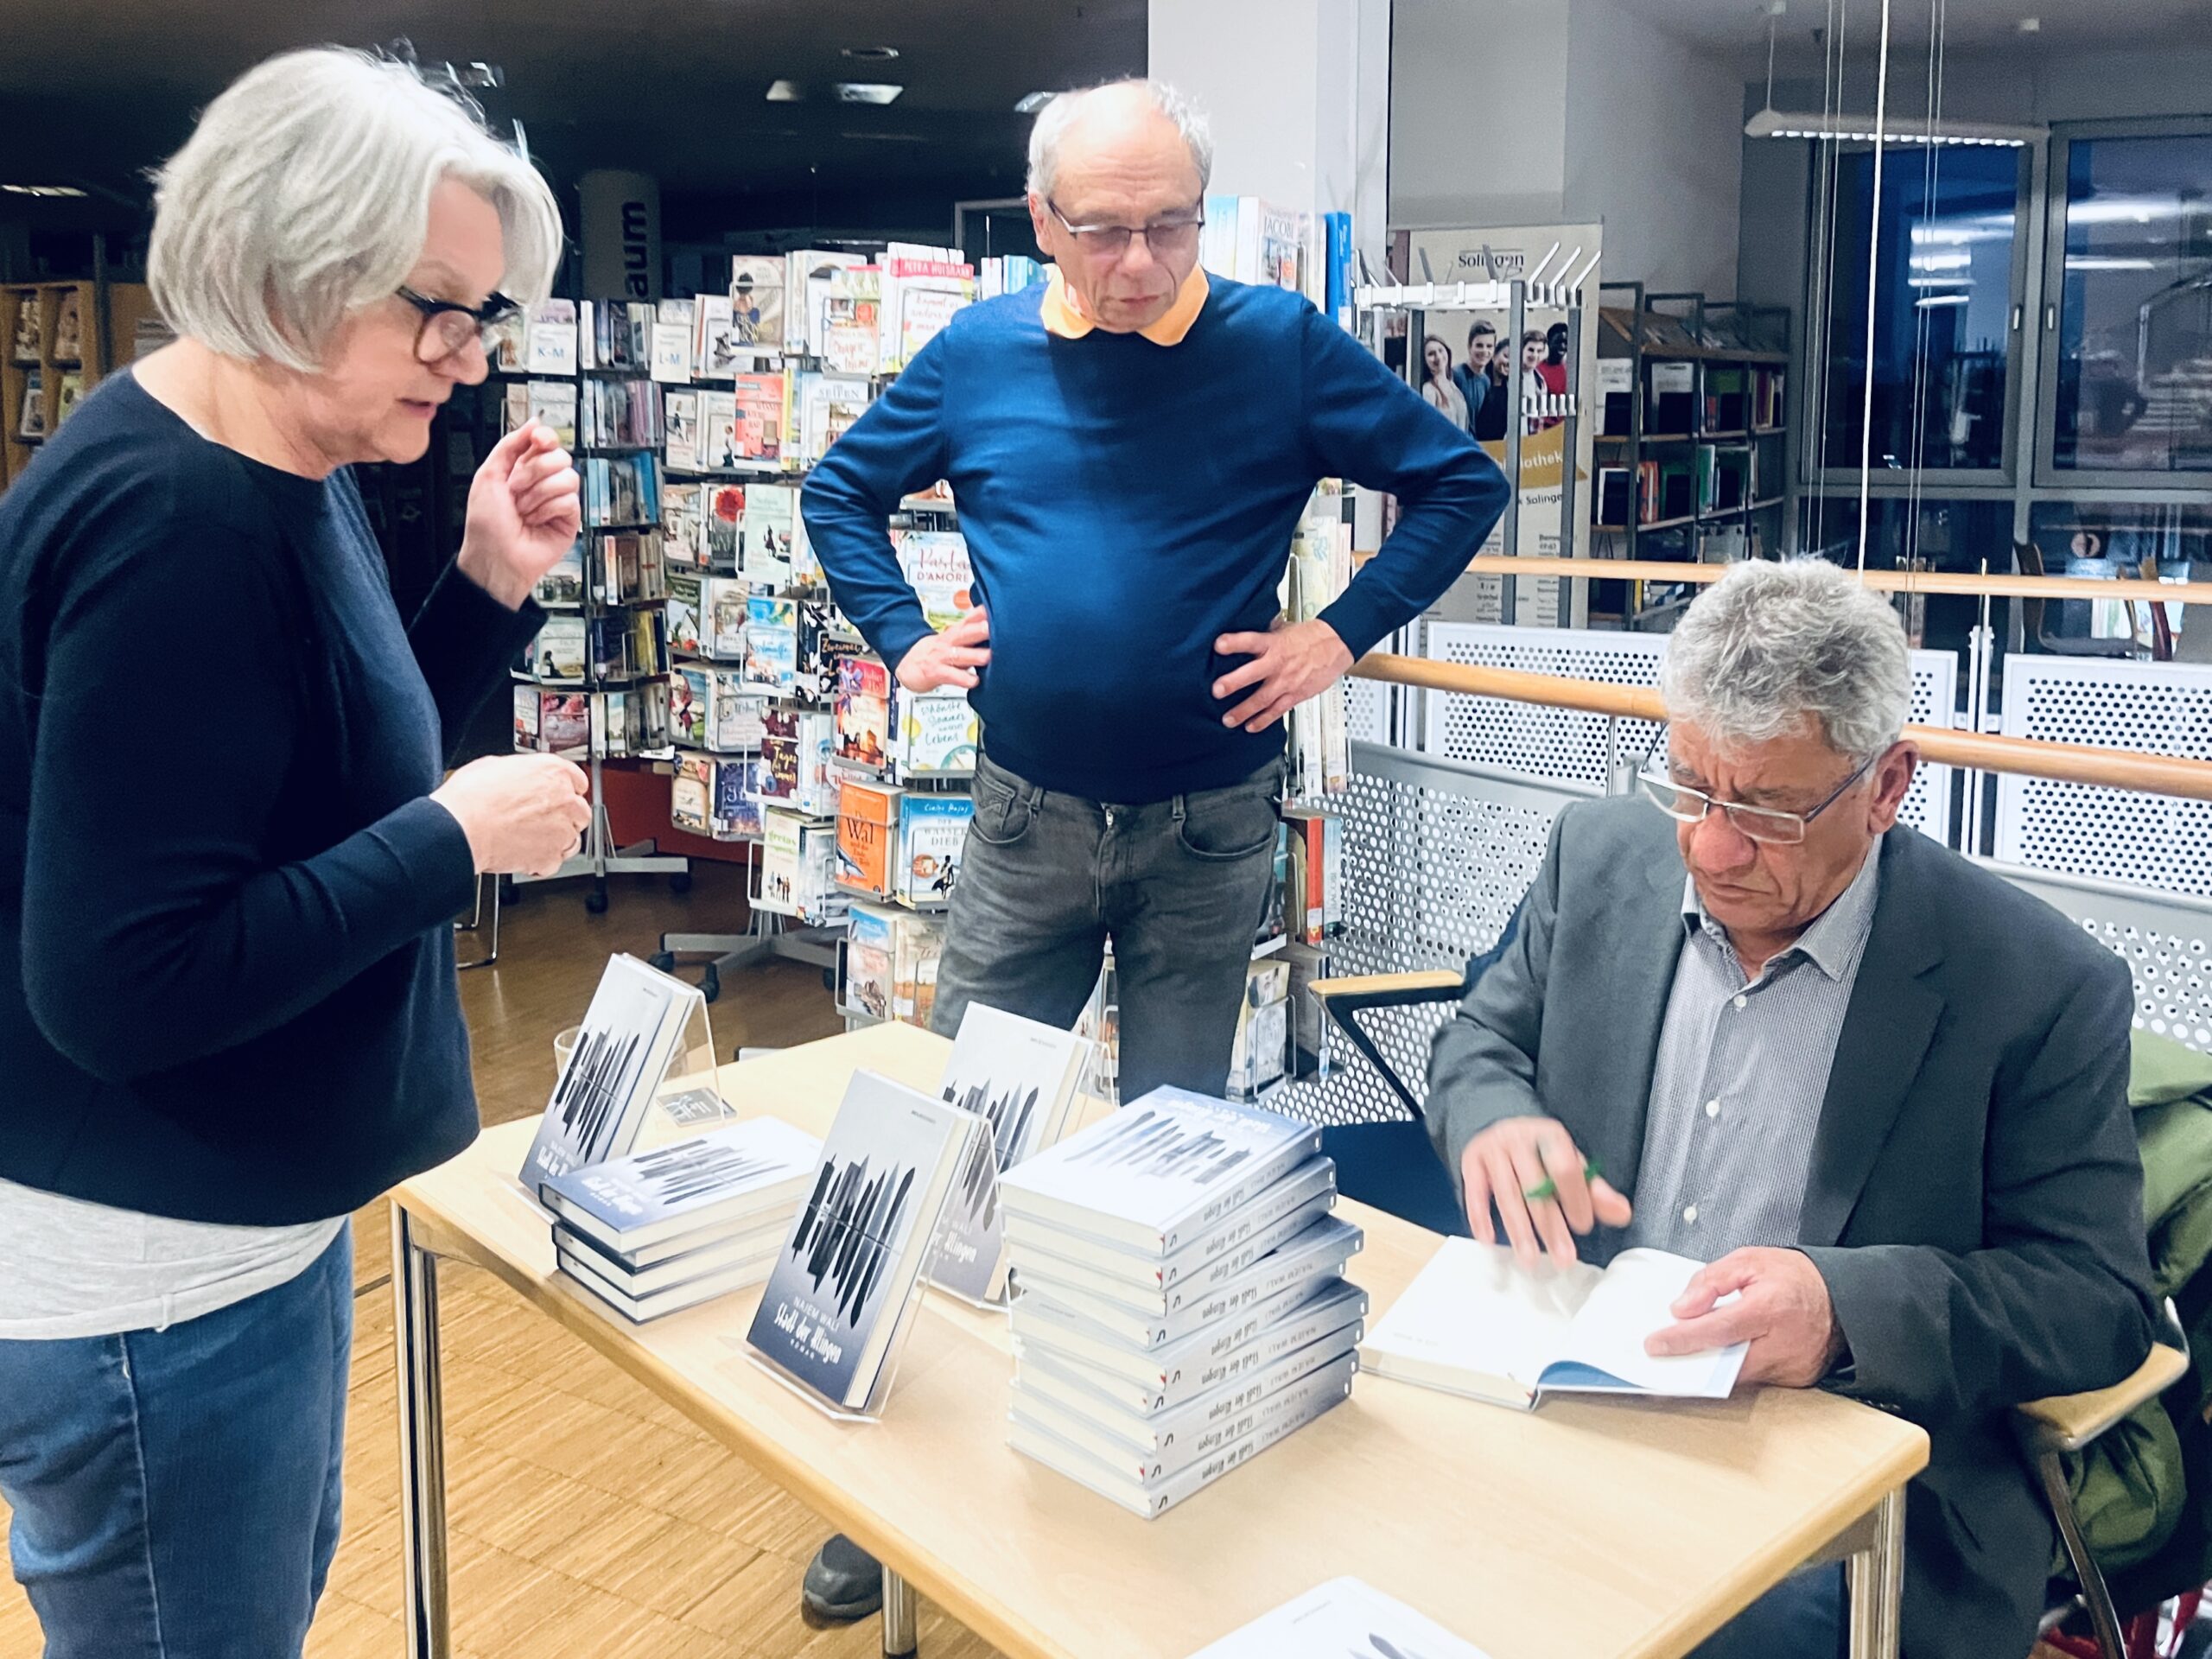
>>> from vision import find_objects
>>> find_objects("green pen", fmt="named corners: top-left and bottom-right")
top-left (1522, 1154), bottom-right (1604, 1205)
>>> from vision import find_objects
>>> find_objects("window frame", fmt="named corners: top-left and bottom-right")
top-left (1802, 137), bottom-right (2036, 491)
top-left (2032, 115), bottom-right (2212, 491)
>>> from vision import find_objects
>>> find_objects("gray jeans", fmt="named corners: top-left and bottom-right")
top-left (931, 751), bottom-right (1285, 1103)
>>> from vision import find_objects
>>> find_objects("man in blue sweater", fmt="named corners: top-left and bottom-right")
top-left (798, 78), bottom-right (1506, 1621)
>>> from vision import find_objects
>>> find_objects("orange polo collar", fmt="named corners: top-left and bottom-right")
top-left (1039, 264), bottom-right (1211, 346)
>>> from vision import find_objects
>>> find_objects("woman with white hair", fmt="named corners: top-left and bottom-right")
top-left (0, 48), bottom-right (594, 1654)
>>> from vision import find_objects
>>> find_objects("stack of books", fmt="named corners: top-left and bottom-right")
top-left (543, 1117), bottom-right (823, 1322)
top-left (996, 1090), bottom-right (1367, 1517)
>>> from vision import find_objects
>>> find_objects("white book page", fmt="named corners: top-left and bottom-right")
top-left (1541, 1248), bottom-right (1747, 1397)
top-left (1365, 1239), bottom-right (1601, 1398)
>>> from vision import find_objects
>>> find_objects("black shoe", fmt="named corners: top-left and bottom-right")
top-left (802, 1533), bottom-right (882, 1622)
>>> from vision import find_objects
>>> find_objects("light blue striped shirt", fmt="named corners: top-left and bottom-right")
top-left (1623, 846), bottom-right (1883, 1262)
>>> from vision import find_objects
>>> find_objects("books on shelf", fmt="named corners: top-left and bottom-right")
top-left (52, 370), bottom-right (83, 427)
top-left (536, 541), bottom-right (586, 607)
top-left (582, 300), bottom-right (654, 372)
top-left (996, 1089), bottom-right (1354, 1516)
top-left (818, 266), bottom-right (882, 375)
top-left (530, 616), bottom-right (588, 682)
top-left (665, 567), bottom-right (702, 654)
top-left (16, 367), bottom-right (44, 439)
top-left (892, 687), bottom-right (979, 779)
top-left (729, 257), bottom-right (785, 348)
top-left (518, 955), bottom-right (700, 1193)
top-left (790, 371), bottom-right (871, 467)
top-left (760, 708), bottom-right (839, 816)
top-left (697, 575), bottom-right (748, 660)
top-left (526, 300), bottom-right (578, 375)
top-left (695, 295), bottom-right (739, 379)
top-left (741, 480), bottom-right (799, 588)
top-left (513, 687), bottom-right (590, 757)
top-left (897, 793), bottom-right (971, 908)
top-left (671, 752), bottom-right (768, 841)
top-left (664, 389), bottom-right (702, 471)
top-left (744, 594), bottom-right (800, 694)
top-left (1226, 957), bottom-right (1292, 1102)
top-left (669, 663), bottom-right (767, 753)
top-left (977, 255), bottom-right (1044, 300)
top-left (744, 1070), bottom-right (984, 1412)
top-left (785, 250), bottom-right (870, 357)
top-left (1185, 1579), bottom-right (1494, 1659)
top-left (581, 378), bottom-right (664, 448)
top-left (758, 808), bottom-right (846, 923)
top-left (835, 776), bottom-right (902, 899)
top-left (893, 529), bottom-right (974, 631)
top-left (834, 657), bottom-right (893, 775)
top-left (650, 300), bottom-right (694, 385)
top-left (591, 683), bottom-right (671, 758)
top-left (10, 291), bottom-right (44, 363)
top-left (1357, 1237), bottom-right (1747, 1410)
top-left (583, 454), bottom-right (663, 528)
top-left (840, 901), bottom-right (944, 1027)
top-left (702, 483), bottom-right (744, 571)
top-left (926, 1005), bottom-right (1094, 1305)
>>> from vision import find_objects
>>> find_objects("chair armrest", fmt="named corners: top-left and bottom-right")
top-left (2014, 1345), bottom-right (2189, 1456)
top-left (1309, 969), bottom-right (1465, 1004)
top-left (1306, 971), bottom-right (1465, 1121)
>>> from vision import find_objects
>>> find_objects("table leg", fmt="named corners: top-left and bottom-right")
top-left (882, 1566), bottom-right (918, 1658)
top-left (392, 1206), bottom-right (452, 1659)
top-left (1845, 1487), bottom-right (1906, 1659)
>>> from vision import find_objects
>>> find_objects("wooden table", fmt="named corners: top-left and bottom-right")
top-left (390, 1023), bottom-right (1927, 1659)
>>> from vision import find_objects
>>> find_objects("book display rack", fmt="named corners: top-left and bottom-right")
top-left (1, 273), bottom-right (160, 494)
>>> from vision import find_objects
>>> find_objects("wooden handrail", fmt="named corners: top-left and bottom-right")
top-left (1453, 554), bottom-right (2212, 607)
top-left (1351, 652), bottom-right (2212, 803)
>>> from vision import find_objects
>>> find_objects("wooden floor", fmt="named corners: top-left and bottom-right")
top-left (0, 863), bottom-right (1002, 1659)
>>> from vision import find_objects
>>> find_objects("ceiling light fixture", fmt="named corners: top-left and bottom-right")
top-left (766, 79), bottom-right (804, 102)
top-left (1743, 108), bottom-right (2044, 147)
top-left (1014, 91), bottom-right (1058, 114)
top-left (1914, 293), bottom-right (1972, 308)
top-left (2065, 256), bottom-right (2158, 272)
top-left (841, 45), bottom-right (900, 61)
top-left (833, 82), bottom-right (903, 105)
top-left (1, 183), bottom-right (87, 198)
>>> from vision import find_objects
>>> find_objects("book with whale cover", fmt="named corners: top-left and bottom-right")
top-left (1358, 1237), bottom-right (1747, 1409)
top-left (745, 1071), bottom-right (982, 1413)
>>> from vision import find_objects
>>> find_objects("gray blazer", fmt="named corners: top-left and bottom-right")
top-left (1426, 797), bottom-right (2156, 1659)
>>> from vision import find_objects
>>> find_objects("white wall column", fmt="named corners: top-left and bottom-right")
top-left (1148, 0), bottom-right (1392, 244)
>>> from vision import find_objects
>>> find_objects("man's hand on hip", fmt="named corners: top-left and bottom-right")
top-left (895, 607), bottom-right (990, 693)
top-left (1645, 1247), bottom-right (1846, 1388)
top-left (1211, 619), bottom-right (1354, 733)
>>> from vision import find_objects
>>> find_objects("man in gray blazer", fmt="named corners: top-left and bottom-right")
top-left (1425, 559), bottom-right (2154, 1659)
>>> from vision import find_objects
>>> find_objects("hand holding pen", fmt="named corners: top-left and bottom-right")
top-left (1456, 1116), bottom-right (1632, 1267)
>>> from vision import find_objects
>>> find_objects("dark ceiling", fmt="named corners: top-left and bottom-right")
top-left (0, 0), bottom-right (1147, 245)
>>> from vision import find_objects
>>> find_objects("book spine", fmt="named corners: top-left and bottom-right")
top-left (1159, 1128), bottom-right (1323, 1255)
top-left (1010, 1188), bottom-right (1336, 1317)
top-left (1003, 1156), bottom-right (1334, 1291)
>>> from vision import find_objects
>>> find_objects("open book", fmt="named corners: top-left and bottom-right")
top-left (1358, 1238), bottom-right (1746, 1410)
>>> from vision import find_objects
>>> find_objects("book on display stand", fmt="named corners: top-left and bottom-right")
top-left (743, 1069), bottom-right (985, 1421)
top-left (516, 953), bottom-right (720, 1203)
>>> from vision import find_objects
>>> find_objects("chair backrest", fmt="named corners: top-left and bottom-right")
top-left (2141, 556), bottom-right (2177, 662)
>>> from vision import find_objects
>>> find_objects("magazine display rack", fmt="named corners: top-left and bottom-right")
top-left (502, 299), bottom-right (690, 913)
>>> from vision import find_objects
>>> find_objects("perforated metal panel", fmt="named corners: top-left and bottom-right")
top-left (1418, 625), bottom-right (1958, 841)
top-left (1995, 659), bottom-right (2212, 900)
top-left (1274, 746), bottom-right (2211, 1136)
top-left (1273, 743), bottom-right (1596, 1128)
top-left (1978, 862), bottom-right (2212, 1054)
top-left (1345, 674), bottom-right (1392, 746)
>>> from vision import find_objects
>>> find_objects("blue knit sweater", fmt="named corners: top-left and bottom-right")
top-left (803, 277), bottom-right (1508, 802)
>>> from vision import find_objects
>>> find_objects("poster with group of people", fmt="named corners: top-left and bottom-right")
top-left (1393, 224), bottom-right (1600, 628)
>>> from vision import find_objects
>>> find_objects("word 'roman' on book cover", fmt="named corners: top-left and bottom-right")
top-left (518, 955), bottom-right (703, 1194)
top-left (745, 1071), bottom-right (982, 1412)
top-left (997, 1090), bottom-right (1324, 1258)
top-left (1182, 1578), bottom-right (1497, 1659)
top-left (925, 1006), bottom-right (1094, 1306)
